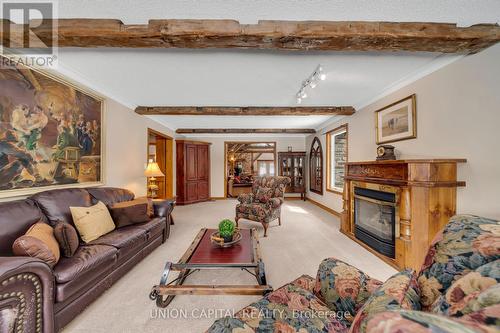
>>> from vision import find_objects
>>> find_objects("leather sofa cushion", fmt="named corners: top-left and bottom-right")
top-left (109, 198), bottom-right (152, 228)
top-left (12, 222), bottom-right (60, 268)
top-left (0, 199), bottom-right (46, 256)
top-left (88, 226), bottom-right (147, 261)
top-left (87, 187), bottom-right (135, 206)
top-left (135, 217), bottom-right (165, 239)
top-left (54, 245), bottom-right (117, 303)
top-left (54, 222), bottom-right (79, 257)
top-left (30, 188), bottom-right (93, 226)
top-left (54, 244), bottom-right (117, 284)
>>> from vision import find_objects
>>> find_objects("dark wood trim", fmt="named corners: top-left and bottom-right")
top-left (224, 141), bottom-right (277, 198)
top-left (176, 128), bottom-right (316, 134)
top-left (175, 139), bottom-right (212, 145)
top-left (346, 159), bottom-right (467, 165)
top-left (309, 137), bottom-right (323, 195)
top-left (136, 106), bottom-right (355, 116)
top-left (147, 128), bottom-right (174, 198)
top-left (326, 124), bottom-right (348, 193)
top-left (375, 94), bottom-right (417, 144)
top-left (18, 19), bottom-right (500, 53)
top-left (148, 128), bottom-right (173, 139)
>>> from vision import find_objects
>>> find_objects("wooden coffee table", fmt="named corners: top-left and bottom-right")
top-left (149, 228), bottom-right (272, 308)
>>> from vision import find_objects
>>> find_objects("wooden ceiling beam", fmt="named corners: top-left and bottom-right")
top-left (136, 106), bottom-right (355, 116)
top-left (176, 129), bottom-right (316, 134)
top-left (3, 19), bottom-right (498, 53)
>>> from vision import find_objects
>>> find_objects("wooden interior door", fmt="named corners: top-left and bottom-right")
top-left (196, 145), bottom-right (209, 200)
top-left (147, 129), bottom-right (174, 199)
top-left (155, 137), bottom-right (167, 199)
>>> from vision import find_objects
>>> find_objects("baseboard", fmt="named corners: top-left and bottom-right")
top-left (284, 196), bottom-right (302, 201)
top-left (210, 197), bottom-right (227, 200)
top-left (305, 197), bottom-right (341, 217)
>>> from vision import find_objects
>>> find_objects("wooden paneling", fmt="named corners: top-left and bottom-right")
top-left (137, 106), bottom-right (355, 116)
top-left (187, 182), bottom-right (198, 202)
top-left (197, 181), bottom-right (209, 200)
top-left (186, 145), bottom-right (197, 181)
top-left (176, 140), bottom-right (211, 205)
top-left (341, 159), bottom-right (466, 270)
top-left (197, 145), bottom-right (209, 180)
top-left (21, 19), bottom-right (500, 53)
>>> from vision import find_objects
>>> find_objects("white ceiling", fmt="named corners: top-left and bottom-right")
top-left (147, 115), bottom-right (340, 131)
top-left (58, 0), bottom-right (500, 26)
top-left (53, 1), bottom-right (500, 131)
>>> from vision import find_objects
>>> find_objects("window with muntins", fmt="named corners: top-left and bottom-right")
top-left (327, 124), bottom-right (348, 193)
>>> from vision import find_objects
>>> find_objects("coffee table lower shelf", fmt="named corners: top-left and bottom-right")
top-left (149, 228), bottom-right (273, 308)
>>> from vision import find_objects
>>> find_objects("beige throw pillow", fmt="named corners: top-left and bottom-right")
top-left (70, 201), bottom-right (115, 243)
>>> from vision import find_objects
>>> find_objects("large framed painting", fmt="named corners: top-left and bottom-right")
top-left (375, 94), bottom-right (416, 144)
top-left (0, 57), bottom-right (104, 198)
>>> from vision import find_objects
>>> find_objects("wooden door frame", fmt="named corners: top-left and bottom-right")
top-left (147, 128), bottom-right (174, 198)
top-left (224, 141), bottom-right (277, 198)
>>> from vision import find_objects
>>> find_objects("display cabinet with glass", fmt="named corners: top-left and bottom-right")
top-left (278, 151), bottom-right (306, 200)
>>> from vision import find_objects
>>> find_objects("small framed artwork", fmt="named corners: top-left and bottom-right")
top-left (375, 94), bottom-right (416, 144)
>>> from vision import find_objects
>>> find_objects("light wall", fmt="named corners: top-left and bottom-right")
top-left (180, 136), bottom-right (306, 198)
top-left (0, 97), bottom-right (176, 202)
top-left (104, 98), bottom-right (176, 197)
top-left (306, 44), bottom-right (500, 219)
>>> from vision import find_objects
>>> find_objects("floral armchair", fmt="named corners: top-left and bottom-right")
top-left (207, 215), bottom-right (500, 332)
top-left (235, 176), bottom-right (291, 237)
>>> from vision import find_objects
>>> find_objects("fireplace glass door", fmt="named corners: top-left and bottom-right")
top-left (354, 187), bottom-right (396, 258)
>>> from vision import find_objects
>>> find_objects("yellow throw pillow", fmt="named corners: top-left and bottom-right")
top-left (70, 201), bottom-right (115, 243)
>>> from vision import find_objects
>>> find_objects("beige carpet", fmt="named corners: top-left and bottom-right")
top-left (62, 199), bottom-right (396, 333)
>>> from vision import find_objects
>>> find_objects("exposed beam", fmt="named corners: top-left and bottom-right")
top-left (3, 19), bottom-right (498, 53)
top-left (176, 129), bottom-right (316, 134)
top-left (136, 106), bottom-right (355, 116)
top-left (252, 153), bottom-right (263, 163)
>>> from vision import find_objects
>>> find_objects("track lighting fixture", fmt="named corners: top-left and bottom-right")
top-left (295, 64), bottom-right (326, 104)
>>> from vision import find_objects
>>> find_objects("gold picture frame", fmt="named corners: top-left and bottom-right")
top-left (375, 94), bottom-right (417, 144)
top-left (0, 55), bottom-right (105, 198)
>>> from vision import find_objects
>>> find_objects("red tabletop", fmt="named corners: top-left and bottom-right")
top-left (188, 229), bottom-right (254, 264)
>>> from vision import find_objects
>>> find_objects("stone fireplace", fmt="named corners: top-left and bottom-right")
top-left (341, 159), bottom-right (466, 270)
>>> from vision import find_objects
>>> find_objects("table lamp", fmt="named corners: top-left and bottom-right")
top-left (144, 159), bottom-right (164, 198)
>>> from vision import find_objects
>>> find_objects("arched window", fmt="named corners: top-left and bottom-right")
top-left (309, 137), bottom-right (323, 195)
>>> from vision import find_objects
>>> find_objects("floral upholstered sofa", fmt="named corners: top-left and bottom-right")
top-left (235, 176), bottom-right (291, 237)
top-left (207, 215), bottom-right (500, 332)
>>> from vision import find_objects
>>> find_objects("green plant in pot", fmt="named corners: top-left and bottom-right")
top-left (218, 219), bottom-right (236, 242)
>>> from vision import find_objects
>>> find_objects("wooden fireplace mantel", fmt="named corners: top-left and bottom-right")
top-left (340, 159), bottom-right (466, 270)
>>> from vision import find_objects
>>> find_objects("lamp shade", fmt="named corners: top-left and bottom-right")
top-left (144, 160), bottom-right (165, 177)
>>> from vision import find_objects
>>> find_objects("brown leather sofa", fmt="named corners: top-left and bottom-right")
top-left (0, 187), bottom-right (174, 332)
